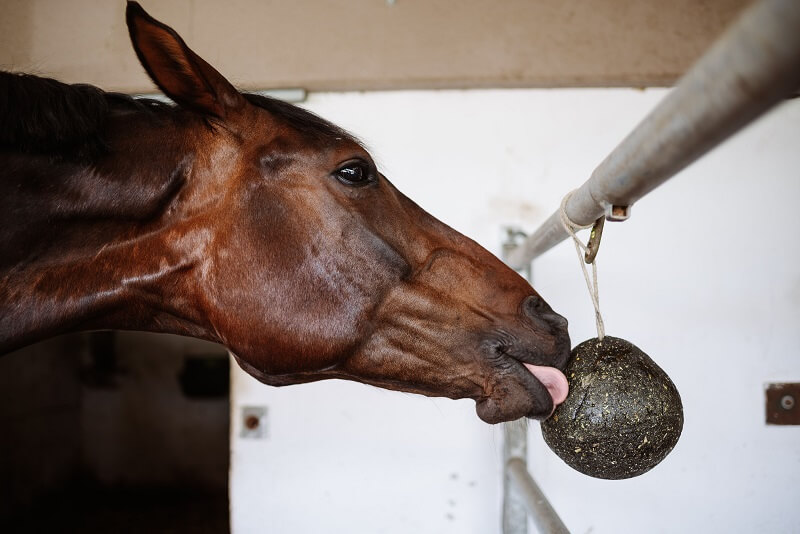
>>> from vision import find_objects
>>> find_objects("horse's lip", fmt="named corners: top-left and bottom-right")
top-left (481, 355), bottom-right (555, 419)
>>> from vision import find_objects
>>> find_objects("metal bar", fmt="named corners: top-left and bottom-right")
top-left (503, 420), bottom-right (529, 534)
top-left (501, 232), bottom-right (569, 533)
top-left (501, 229), bottom-right (533, 534)
top-left (507, 0), bottom-right (800, 269)
top-left (507, 457), bottom-right (571, 534)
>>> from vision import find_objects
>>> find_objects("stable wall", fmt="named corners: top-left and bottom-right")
top-left (230, 88), bottom-right (800, 533)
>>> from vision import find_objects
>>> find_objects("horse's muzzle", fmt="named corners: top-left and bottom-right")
top-left (474, 294), bottom-right (571, 423)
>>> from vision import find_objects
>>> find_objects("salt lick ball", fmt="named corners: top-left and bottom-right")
top-left (541, 336), bottom-right (683, 480)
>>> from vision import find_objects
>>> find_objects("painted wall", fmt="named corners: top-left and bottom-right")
top-left (229, 88), bottom-right (800, 533)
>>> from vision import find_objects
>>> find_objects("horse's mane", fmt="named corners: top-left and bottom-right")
top-left (242, 92), bottom-right (357, 144)
top-left (0, 71), bottom-right (357, 161)
top-left (0, 71), bottom-right (168, 158)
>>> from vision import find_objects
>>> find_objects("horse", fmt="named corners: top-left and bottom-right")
top-left (0, 1), bottom-right (569, 424)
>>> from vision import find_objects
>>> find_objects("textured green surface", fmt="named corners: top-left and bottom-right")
top-left (541, 336), bottom-right (683, 480)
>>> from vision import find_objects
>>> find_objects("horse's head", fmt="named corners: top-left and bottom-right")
top-left (126, 2), bottom-right (569, 423)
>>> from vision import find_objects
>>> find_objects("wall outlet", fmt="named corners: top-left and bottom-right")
top-left (766, 383), bottom-right (800, 425)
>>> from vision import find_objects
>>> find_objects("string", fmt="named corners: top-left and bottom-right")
top-left (559, 191), bottom-right (605, 341)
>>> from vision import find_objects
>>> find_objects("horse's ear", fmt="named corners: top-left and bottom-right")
top-left (125, 1), bottom-right (244, 118)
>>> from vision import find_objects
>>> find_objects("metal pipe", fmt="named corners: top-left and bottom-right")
top-left (503, 420), bottom-right (530, 534)
top-left (506, 0), bottom-right (800, 269)
top-left (506, 457), bottom-right (570, 534)
top-left (501, 231), bottom-right (533, 534)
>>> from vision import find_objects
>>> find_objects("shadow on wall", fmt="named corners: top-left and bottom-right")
top-left (0, 331), bottom-right (231, 532)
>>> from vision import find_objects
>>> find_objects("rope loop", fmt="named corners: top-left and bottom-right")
top-left (560, 191), bottom-right (605, 341)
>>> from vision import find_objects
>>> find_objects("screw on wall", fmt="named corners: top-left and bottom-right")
top-left (240, 406), bottom-right (268, 439)
top-left (765, 383), bottom-right (800, 425)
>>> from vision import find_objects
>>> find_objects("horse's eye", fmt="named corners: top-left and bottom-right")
top-left (334, 161), bottom-right (373, 186)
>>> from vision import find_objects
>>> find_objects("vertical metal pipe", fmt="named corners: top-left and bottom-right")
top-left (507, 458), bottom-right (571, 534)
top-left (501, 228), bottom-right (532, 534)
top-left (501, 230), bottom-right (570, 533)
top-left (503, 420), bottom-right (529, 534)
top-left (506, 0), bottom-right (800, 269)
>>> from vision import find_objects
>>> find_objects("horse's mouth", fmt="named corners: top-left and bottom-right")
top-left (475, 348), bottom-right (570, 424)
top-left (521, 361), bottom-right (569, 407)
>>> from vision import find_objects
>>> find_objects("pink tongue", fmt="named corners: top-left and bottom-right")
top-left (523, 363), bottom-right (569, 405)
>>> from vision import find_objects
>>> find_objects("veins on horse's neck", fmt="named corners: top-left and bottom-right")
top-left (0, 125), bottom-right (217, 353)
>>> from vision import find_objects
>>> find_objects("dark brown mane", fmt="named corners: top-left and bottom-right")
top-left (0, 71), bottom-right (357, 161)
top-left (0, 71), bottom-right (168, 159)
top-left (242, 93), bottom-right (358, 144)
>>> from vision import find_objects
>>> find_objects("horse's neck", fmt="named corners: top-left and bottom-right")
top-left (0, 121), bottom-right (217, 353)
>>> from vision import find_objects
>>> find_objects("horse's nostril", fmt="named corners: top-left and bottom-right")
top-left (522, 295), bottom-right (568, 330)
top-left (522, 294), bottom-right (551, 316)
top-left (551, 313), bottom-right (569, 330)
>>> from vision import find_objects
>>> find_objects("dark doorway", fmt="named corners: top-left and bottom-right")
top-left (1, 332), bottom-right (231, 533)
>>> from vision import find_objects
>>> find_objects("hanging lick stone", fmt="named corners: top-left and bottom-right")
top-left (541, 336), bottom-right (683, 480)
top-left (544, 193), bottom-right (684, 478)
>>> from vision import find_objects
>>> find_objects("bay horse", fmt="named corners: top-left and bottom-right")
top-left (0, 1), bottom-right (569, 424)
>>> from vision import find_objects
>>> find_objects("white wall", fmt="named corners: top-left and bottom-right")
top-left (230, 88), bottom-right (800, 533)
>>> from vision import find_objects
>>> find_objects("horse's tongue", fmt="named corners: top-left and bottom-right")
top-left (523, 363), bottom-right (569, 405)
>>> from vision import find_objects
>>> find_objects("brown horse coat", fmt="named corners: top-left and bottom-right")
top-left (0, 2), bottom-right (569, 424)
